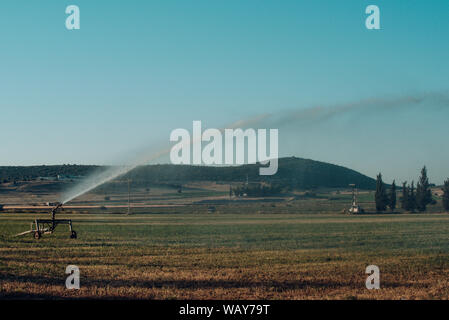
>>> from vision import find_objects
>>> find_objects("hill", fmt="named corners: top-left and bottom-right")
top-left (0, 157), bottom-right (376, 190)
top-left (128, 157), bottom-right (376, 189)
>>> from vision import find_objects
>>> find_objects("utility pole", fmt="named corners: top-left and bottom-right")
top-left (229, 184), bottom-right (232, 200)
top-left (127, 178), bottom-right (131, 215)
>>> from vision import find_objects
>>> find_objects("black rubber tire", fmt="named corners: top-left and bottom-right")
top-left (70, 230), bottom-right (77, 239)
top-left (34, 231), bottom-right (41, 240)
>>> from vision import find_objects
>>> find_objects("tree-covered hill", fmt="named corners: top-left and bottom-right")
top-left (0, 157), bottom-right (377, 190)
top-left (127, 157), bottom-right (376, 189)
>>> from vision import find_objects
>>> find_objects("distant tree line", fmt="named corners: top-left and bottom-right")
top-left (231, 182), bottom-right (287, 197)
top-left (0, 165), bottom-right (98, 184)
top-left (375, 166), bottom-right (448, 213)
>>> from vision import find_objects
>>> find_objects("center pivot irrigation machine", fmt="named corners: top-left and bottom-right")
top-left (15, 203), bottom-right (77, 240)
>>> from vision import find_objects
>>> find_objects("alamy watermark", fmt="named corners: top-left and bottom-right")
top-left (365, 265), bottom-right (380, 290)
top-left (365, 5), bottom-right (381, 30)
top-left (64, 4), bottom-right (379, 31)
top-left (65, 265), bottom-right (80, 290)
top-left (170, 121), bottom-right (278, 175)
top-left (65, 5), bottom-right (80, 30)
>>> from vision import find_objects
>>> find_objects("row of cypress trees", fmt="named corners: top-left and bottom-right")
top-left (375, 167), bottom-right (449, 212)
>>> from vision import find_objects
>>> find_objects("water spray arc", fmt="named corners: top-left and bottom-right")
top-left (60, 115), bottom-right (269, 206)
top-left (60, 92), bottom-right (449, 206)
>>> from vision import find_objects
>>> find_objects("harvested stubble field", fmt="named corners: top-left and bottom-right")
top-left (1, 211), bottom-right (449, 299)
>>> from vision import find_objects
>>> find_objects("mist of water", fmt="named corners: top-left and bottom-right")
top-left (258, 92), bottom-right (449, 128)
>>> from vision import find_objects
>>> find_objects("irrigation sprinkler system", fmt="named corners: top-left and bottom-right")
top-left (14, 178), bottom-right (134, 240)
top-left (15, 202), bottom-right (77, 240)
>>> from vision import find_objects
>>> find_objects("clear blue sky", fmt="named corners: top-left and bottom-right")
top-left (1, 0), bottom-right (448, 183)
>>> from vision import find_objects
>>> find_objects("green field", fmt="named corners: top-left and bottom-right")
top-left (1, 211), bottom-right (449, 299)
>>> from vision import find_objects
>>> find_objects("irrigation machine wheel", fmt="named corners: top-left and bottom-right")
top-left (34, 231), bottom-right (41, 240)
top-left (70, 230), bottom-right (77, 239)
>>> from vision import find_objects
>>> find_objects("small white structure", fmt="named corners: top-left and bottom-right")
top-left (348, 184), bottom-right (364, 214)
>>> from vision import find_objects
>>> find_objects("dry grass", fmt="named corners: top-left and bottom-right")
top-left (1, 212), bottom-right (449, 299)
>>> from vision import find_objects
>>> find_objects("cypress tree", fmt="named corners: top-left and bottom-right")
top-left (388, 180), bottom-right (397, 211)
top-left (401, 181), bottom-right (409, 210)
top-left (443, 179), bottom-right (449, 212)
top-left (409, 181), bottom-right (416, 212)
top-left (416, 166), bottom-right (432, 212)
top-left (375, 173), bottom-right (388, 212)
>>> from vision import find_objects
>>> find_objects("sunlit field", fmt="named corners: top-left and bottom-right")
top-left (1, 210), bottom-right (449, 299)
